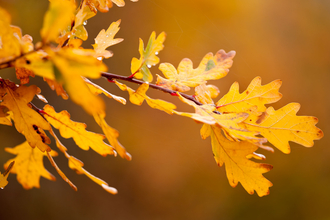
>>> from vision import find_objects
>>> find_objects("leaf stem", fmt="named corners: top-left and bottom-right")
top-left (101, 72), bottom-right (203, 106)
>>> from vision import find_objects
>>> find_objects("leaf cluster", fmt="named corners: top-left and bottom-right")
top-left (0, 0), bottom-right (323, 197)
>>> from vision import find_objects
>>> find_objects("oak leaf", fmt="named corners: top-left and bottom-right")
top-left (0, 7), bottom-right (21, 63)
top-left (94, 113), bottom-right (131, 160)
top-left (42, 105), bottom-right (115, 156)
top-left (0, 81), bottom-right (52, 152)
top-left (156, 50), bottom-right (235, 92)
top-left (131, 32), bottom-right (166, 82)
top-left (50, 129), bottom-right (117, 193)
top-left (4, 142), bottom-right (57, 189)
top-left (244, 103), bottom-right (324, 154)
top-left (92, 20), bottom-right (123, 59)
top-left (204, 124), bottom-right (273, 197)
top-left (41, 0), bottom-right (76, 43)
top-left (51, 47), bottom-right (107, 115)
top-left (216, 77), bottom-right (282, 113)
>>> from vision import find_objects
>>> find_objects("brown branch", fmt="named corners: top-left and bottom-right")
top-left (101, 72), bottom-right (203, 106)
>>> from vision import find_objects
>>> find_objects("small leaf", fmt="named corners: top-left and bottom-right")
top-left (131, 32), bottom-right (166, 82)
top-left (92, 20), bottom-right (123, 59)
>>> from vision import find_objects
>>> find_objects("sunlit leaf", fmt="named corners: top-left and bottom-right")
top-left (43, 105), bottom-right (115, 156)
top-left (0, 80), bottom-right (52, 152)
top-left (93, 20), bottom-right (123, 59)
top-left (157, 50), bottom-right (235, 92)
top-left (131, 32), bottom-right (166, 82)
top-left (4, 142), bottom-right (57, 189)
top-left (244, 103), bottom-right (324, 154)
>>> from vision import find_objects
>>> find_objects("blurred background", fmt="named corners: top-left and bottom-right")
top-left (0, 0), bottom-right (329, 219)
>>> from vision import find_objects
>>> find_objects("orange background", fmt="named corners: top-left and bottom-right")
top-left (0, 0), bottom-right (329, 219)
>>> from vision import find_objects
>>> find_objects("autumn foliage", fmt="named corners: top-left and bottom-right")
top-left (0, 0), bottom-right (323, 197)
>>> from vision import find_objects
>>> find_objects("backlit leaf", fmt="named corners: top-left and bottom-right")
top-left (244, 103), bottom-right (324, 154)
top-left (216, 77), bottom-right (282, 113)
top-left (43, 105), bottom-right (115, 156)
top-left (41, 0), bottom-right (76, 43)
top-left (0, 161), bottom-right (14, 189)
top-left (93, 20), bottom-right (123, 59)
top-left (0, 80), bottom-right (51, 152)
top-left (207, 124), bottom-right (273, 197)
top-left (157, 50), bottom-right (235, 92)
top-left (4, 142), bottom-right (57, 189)
top-left (131, 32), bottom-right (166, 82)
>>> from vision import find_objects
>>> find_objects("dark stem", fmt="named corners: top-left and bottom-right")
top-left (101, 72), bottom-right (203, 106)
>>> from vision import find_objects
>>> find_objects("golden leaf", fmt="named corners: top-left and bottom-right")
top-left (41, 0), bottom-right (76, 43)
top-left (131, 32), bottom-right (166, 82)
top-left (0, 7), bottom-right (21, 63)
top-left (244, 103), bottom-right (324, 154)
top-left (43, 105), bottom-right (115, 156)
top-left (216, 77), bottom-right (282, 113)
top-left (0, 80), bottom-right (51, 152)
top-left (207, 124), bottom-right (273, 197)
top-left (4, 142), bottom-right (57, 189)
top-left (156, 50), bottom-right (235, 92)
top-left (92, 20), bottom-right (123, 59)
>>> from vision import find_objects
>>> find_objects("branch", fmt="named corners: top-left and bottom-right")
top-left (101, 72), bottom-right (204, 106)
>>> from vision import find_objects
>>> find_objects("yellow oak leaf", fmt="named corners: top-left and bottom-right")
top-left (92, 20), bottom-right (123, 59)
top-left (131, 32), bottom-right (166, 82)
top-left (94, 113), bottom-right (131, 160)
top-left (50, 129), bottom-right (117, 194)
top-left (4, 142), bottom-right (57, 189)
top-left (244, 103), bottom-right (324, 154)
top-left (156, 50), bottom-right (236, 92)
top-left (15, 51), bottom-right (55, 80)
top-left (205, 124), bottom-right (273, 197)
top-left (0, 7), bottom-right (21, 63)
top-left (0, 161), bottom-right (14, 189)
top-left (41, 0), bottom-right (76, 43)
top-left (51, 47), bottom-right (107, 115)
top-left (0, 80), bottom-right (52, 152)
top-left (216, 77), bottom-right (282, 113)
top-left (175, 91), bottom-right (262, 143)
top-left (84, 78), bottom-right (126, 104)
top-left (71, 1), bottom-right (96, 41)
top-left (42, 105), bottom-right (115, 156)
top-left (115, 80), bottom-right (176, 114)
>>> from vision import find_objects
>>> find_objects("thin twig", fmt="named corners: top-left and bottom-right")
top-left (101, 71), bottom-right (203, 106)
